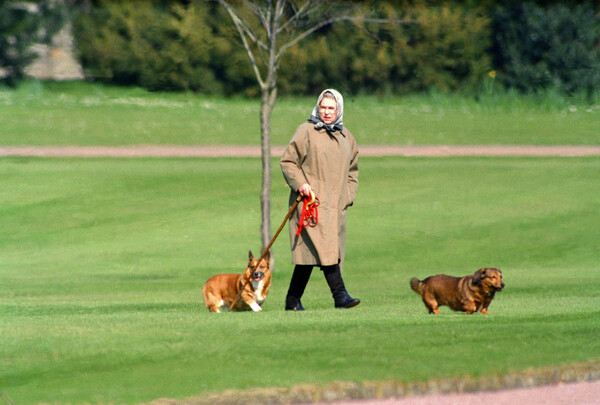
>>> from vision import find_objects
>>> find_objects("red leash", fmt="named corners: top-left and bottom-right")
top-left (296, 192), bottom-right (319, 236)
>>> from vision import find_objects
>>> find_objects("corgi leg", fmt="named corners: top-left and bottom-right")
top-left (205, 292), bottom-right (224, 313)
top-left (241, 291), bottom-right (262, 312)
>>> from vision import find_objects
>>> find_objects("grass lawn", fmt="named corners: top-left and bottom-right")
top-left (1, 156), bottom-right (599, 404)
top-left (1, 81), bottom-right (599, 146)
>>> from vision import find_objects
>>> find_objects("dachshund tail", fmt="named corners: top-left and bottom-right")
top-left (410, 277), bottom-right (425, 295)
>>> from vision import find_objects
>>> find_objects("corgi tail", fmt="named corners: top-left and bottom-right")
top-left (410, 277), bottom-right (424, 295)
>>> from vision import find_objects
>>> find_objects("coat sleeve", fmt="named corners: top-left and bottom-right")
top-left (280, 125), bottom-right (309, 192)
top-left (347, 134), bottom-right (359, 206)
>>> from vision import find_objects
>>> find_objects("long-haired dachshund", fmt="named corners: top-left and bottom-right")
top-left (410, 268), bottom-right (504, 314)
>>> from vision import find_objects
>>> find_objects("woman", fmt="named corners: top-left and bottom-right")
top-left (280, 89), bottom-right (360, 310)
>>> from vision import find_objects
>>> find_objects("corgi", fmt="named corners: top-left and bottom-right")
top-left (202, 251), bottom-right (271, 312)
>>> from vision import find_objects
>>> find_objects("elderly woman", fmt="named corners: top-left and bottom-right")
top-left (280, 89), bottom-right (360, 310)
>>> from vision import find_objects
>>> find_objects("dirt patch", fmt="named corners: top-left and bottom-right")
top-left (147, 362), bottom-right (600, 404)
top-left (317, 380), bottom-right (600, 405)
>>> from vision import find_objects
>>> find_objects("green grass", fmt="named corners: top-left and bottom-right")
top-left (1, 156), bottom-right (599, 404)
top-left (1, 80), bottom-right (599, 146)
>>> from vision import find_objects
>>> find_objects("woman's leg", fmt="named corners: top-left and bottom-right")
top-left (321, 263), bottom-right (360, 308)
top-left (285, 265), bottom-right (313, 310)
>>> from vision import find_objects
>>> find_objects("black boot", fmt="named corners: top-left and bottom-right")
top-left (285, 296), bottom-right (305, 311)
top-left (322, 264), bottom-right (360, 309)
top-left (285, 265), bottom-right (313, 311)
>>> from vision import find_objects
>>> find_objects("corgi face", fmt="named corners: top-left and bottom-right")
top-left (245, 250), bottom-right (271, 282)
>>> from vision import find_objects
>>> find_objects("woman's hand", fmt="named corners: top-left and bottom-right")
top-left (298, 183), bottom-right (312, 198)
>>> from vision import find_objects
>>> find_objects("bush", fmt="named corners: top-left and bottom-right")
top-left (393, 4), bottom-right (492, 93)
top-left (71, 2), bottom-right (600, 97)
top-left (74, 2), bottom-right (220, 93)
top-left (277, 3), bottom-right (492, 95)
top-left (491, 2), bottom-right (600, 96)
top-left (72, 2), bottom-right (492, 96)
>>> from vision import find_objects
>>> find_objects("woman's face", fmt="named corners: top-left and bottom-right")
top-left (318, 97), bottom-right (338, 125)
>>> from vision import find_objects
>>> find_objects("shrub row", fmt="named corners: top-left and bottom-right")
top-left (71, 1), bottom-right (600, 96)
top-left (492, 3), bottom-right (600, 97)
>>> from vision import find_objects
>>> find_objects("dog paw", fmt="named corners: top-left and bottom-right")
top-left (250, 302), bottom-right (262, 312)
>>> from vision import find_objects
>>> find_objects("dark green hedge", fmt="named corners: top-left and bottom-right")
top-left (277, 3), bottom-right (491, 95)
top-left (71, 1), bottom-right (600, 96)
top-left (74, 2), bottom-right (219, 93)
top-left (491, 2), bottom-right (600, 96)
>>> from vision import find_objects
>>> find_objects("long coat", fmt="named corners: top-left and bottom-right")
top-left (280, 122), bottom-right (359, 266)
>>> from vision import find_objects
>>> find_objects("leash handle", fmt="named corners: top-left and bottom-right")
top-left (296, 191), bottom-right (319, 236)
top-left (307, 189), bottom-right (316, 205)
top-left (227, 195), bottom-right (302, 312)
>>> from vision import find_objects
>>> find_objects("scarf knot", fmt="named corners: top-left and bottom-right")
top-left (308, 117), bottom-right (344, 133)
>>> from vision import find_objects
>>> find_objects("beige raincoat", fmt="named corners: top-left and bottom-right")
top-left (280, 122), bottom-right (359, 266)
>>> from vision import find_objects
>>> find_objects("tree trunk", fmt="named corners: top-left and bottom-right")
top-left (259, 3), bottom-right (281, 253)
top-left (259, 86), bottom-right (275, 252)
top-left (259, 86), bottom-right (278, 253)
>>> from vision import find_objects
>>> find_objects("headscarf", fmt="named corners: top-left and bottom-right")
top-left (308, 88), bottom-right (344, 133)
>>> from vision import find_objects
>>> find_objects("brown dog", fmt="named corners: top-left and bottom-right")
top-left (202, 251), bottom-right (271, 313)
top-left (410, 268), bottom-right (504, 314)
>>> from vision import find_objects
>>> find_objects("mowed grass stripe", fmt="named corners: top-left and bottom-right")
top-left (1, 81), bottom-right (599, 146)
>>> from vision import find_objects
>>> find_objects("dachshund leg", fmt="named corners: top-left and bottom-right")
top-left (464, 301), bottom-right (477, 314)
top-left (423, 296), bottom-right (440, 314)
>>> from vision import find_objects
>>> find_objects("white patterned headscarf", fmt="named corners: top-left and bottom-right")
top-left (308, 89), bottom-right (344, 132)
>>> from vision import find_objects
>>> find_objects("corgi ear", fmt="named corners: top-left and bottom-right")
top-left (473, 269), bottom-right (484, 285)
top-left (263, 250), bottom-right (271, 263)
top-left (248, 250), bottom-right (254, 265)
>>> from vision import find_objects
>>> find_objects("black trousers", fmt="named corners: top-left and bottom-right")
top-left (286, 263), bottom-right (347, 301)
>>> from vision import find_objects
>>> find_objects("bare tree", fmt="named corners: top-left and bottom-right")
top-left (210, 0), bottom-right (411, 253)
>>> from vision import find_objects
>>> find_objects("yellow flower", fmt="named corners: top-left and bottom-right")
top-left (489, 70), bottom-right (496, 79)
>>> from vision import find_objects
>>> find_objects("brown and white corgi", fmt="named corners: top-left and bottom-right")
top-left (202, 250), bottom-right (271, 313)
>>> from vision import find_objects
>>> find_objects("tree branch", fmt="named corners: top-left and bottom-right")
top-left (277, 0), bottom-right (314, 34)
top-left (244, 0), bottom-right (269, 35)
top-left (277, 15), bottom-right (417, 59)
top-left (218, 0), bottom-right (266, 89)
top-left (218, 0), bottom-right (269, 52)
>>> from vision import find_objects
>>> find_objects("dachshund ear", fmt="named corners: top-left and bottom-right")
top-left (473, 269), bottom-right (484, 285)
